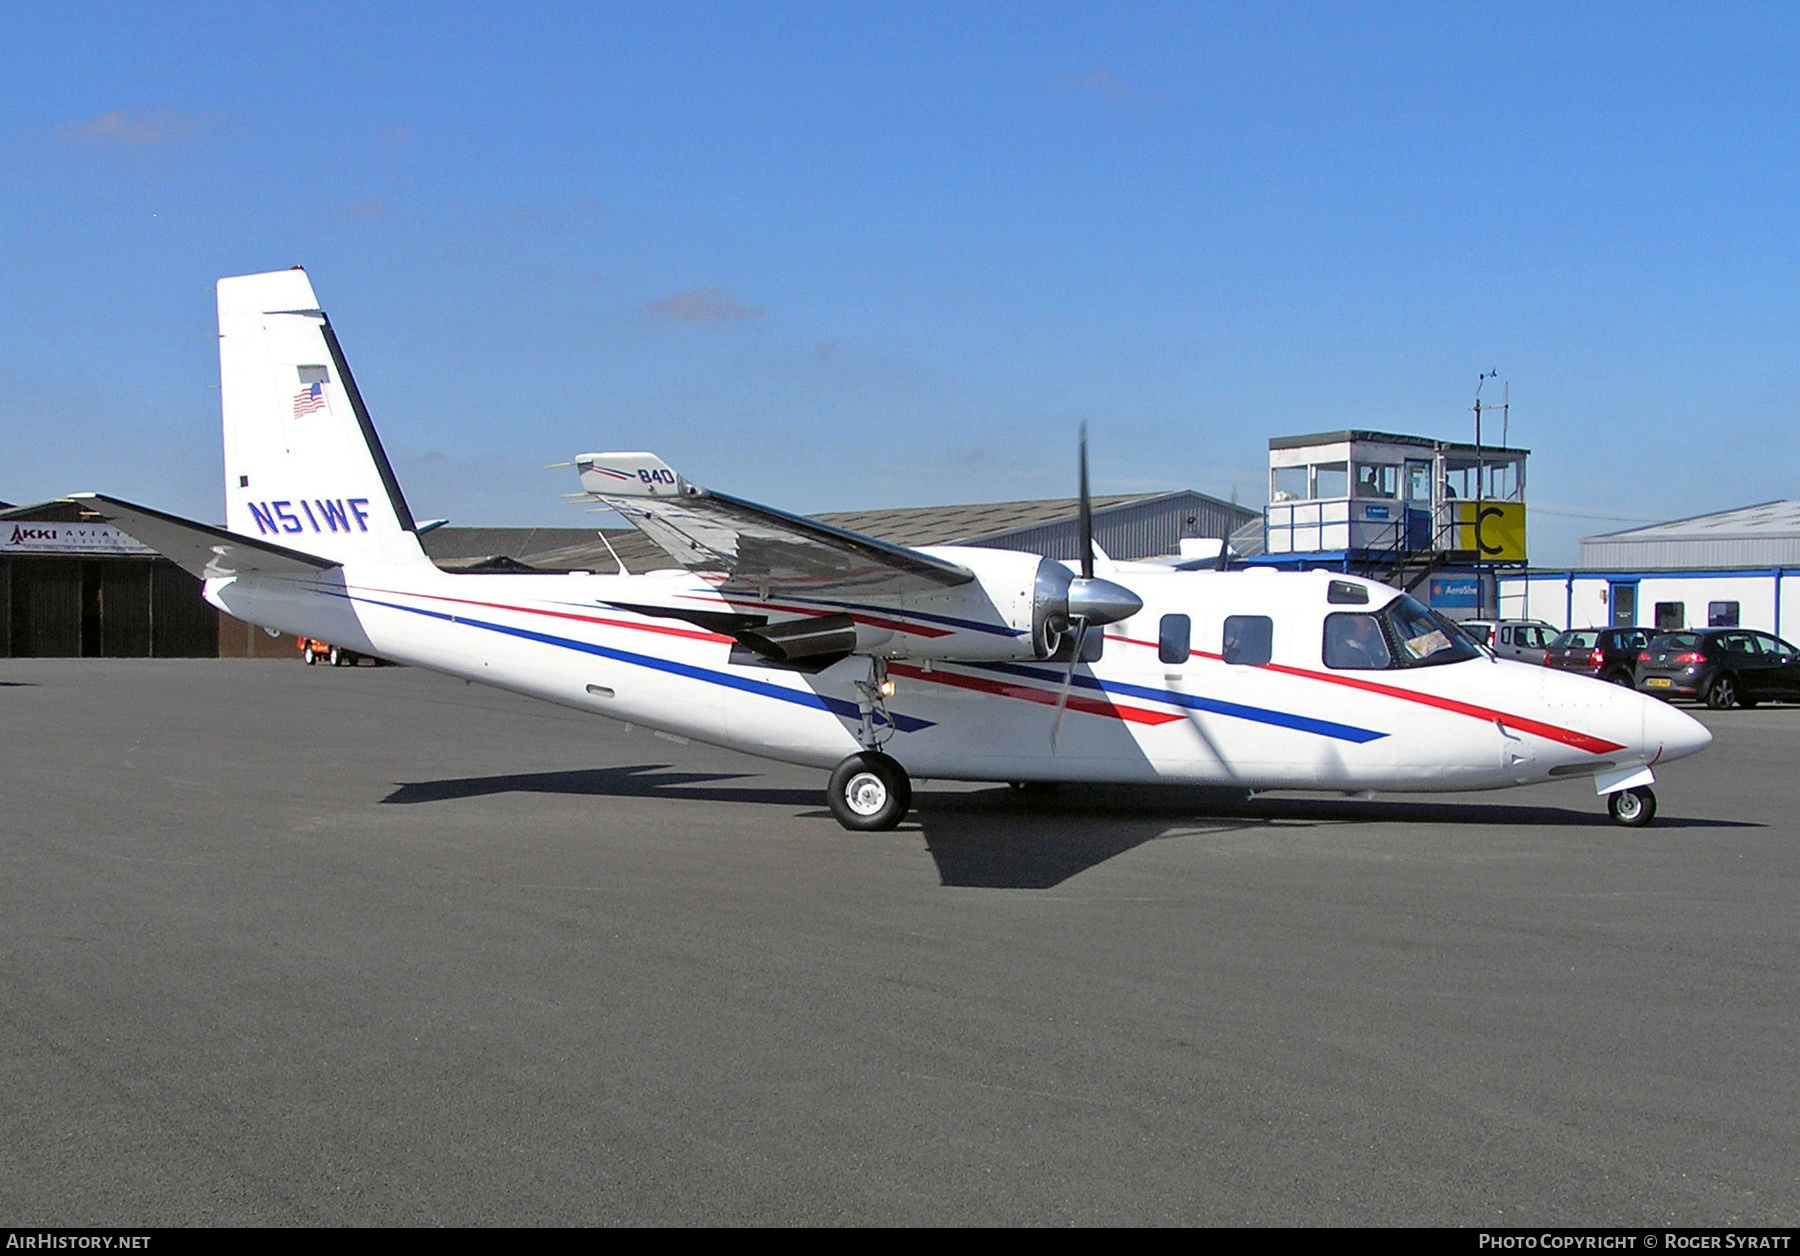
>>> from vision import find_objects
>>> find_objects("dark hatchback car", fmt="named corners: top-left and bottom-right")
top-left (1635, 628), bottom-right (1800, 708)
top-left (1543, 627), bottom-right (1653, 686)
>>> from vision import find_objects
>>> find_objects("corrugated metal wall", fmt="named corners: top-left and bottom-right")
top-left (0, 558), bottom-right (217, 658)
top-left (1581, 537), bottom-right (1800, 570)
top-left (10, 559), bottom-right (82, 656)
top-left (152, 565), bottom-right (219, 657)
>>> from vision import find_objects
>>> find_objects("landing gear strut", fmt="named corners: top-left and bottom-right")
top-left (1607, 785), bottom-right (1657, 827)
top-left (827, 751), bottom-right (912, 831)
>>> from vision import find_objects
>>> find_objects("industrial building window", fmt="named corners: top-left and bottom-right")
top-left (1312, 462), bottom-right (1349, 499)
top-left (1222, 615), bottom-right (1273, 665)
top-left (1654, 602), bottom-right (1685, 631)
top-left (1708, 601), bottom-right (1740, 628)
top-left (1158, 614), bottom-right (1191, 664)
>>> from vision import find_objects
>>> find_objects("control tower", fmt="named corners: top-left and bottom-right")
top-left (1248, 429), bottom-right (1529, 618)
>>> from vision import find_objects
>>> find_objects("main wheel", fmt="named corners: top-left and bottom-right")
top-left (827, 752), bottom-right (912, 831)
top-left (1705, 674), bottom-right (1738, 710)
top-left (1607, 786), bottom-right (1657, 827)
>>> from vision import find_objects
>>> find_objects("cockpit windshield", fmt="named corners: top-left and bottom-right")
top-left (1323, 594), bottom-right (1482, 671)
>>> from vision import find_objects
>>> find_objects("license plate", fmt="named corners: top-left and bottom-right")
top-left (1646, 677), bottom-right (1672, 688)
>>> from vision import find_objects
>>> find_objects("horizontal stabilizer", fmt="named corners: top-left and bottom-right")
top-left (573, 452), bottom-right (973, 597)
top-left (70, 494), bottom-right (340, 580)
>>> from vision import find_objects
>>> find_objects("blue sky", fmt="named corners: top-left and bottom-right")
top-left (3, 3), bottom-right (1797, 565)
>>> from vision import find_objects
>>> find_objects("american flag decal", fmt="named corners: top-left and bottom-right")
top-left (293, 381), bottom-right (326, 418)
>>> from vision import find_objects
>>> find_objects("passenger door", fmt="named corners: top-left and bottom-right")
top-left (1750, 633), bottom-right (1800, 701)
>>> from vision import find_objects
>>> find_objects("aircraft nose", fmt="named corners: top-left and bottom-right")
top-left (1643, 697), bottom-right (1713, 762)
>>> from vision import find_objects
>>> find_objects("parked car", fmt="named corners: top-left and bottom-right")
top-left (297, 637), bottom-right (366, 667)
top-left (1543, 627), bottom-right (1654, 685)
top-left (1634, 628), bottom-right (1800, 708)
top-left (1458, 618), bottom-right (1559, 664)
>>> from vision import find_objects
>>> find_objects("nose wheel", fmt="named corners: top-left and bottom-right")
top-left (827, 751), bottom-right (912, 831)
top-left (1607, 785), bottom-right (1657, 827)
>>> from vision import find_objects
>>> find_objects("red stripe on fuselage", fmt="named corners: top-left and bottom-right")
top-left (675, 593), bottom-right (953, 639)
top-left (1103, 632), bottom-right (1624, 755)
top-left (888, 663), bottom-right (1182, 726)
top-left (349, 586), bottom-right (736, 644)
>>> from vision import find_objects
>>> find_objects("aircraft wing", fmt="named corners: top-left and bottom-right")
top-left (70, 493), bottom-right (340, 579)
top-left (575, 452), bottom-right (973, 597)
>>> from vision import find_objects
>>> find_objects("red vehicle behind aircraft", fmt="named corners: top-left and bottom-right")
top-left (297, 637), bottom-right (367, 667)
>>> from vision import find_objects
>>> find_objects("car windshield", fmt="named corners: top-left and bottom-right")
top-left (1650, 633), bottom-right (1701, 650)
top-left (1553, 630), bottom-right (1600, 649)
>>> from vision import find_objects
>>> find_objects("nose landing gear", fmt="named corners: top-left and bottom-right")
top-left (1607, 785), bottom-right (1657, 827)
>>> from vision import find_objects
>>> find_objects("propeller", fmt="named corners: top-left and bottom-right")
top-left (1051, 424), bottom-right (1139, 748)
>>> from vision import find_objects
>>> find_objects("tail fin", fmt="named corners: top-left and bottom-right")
top-left (219, 268), bottom-right (428, 568)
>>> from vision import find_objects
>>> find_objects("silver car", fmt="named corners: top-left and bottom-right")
top-left (1459, 618), bottom-right (1559, 664)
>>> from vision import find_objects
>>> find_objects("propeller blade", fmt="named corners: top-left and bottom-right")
top-left (1050, 618), bottom-right (1088, 750)
top-left (1077, 422), bottom-right (1094, 581)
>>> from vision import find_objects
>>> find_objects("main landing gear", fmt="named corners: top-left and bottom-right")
top-left (1607, 786), bottom-right (1657, 827)
top-left (827, 751), bottom-right (912, 831)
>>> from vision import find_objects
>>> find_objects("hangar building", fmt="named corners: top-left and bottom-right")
top-left (2, 489), bottom-right (1256, 657)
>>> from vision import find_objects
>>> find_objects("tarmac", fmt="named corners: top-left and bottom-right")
top-left (2, 658), bottom-right (1796, 1225)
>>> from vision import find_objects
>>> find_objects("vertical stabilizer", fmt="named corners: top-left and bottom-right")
top-left (219, 268), bottom-right (427, 568)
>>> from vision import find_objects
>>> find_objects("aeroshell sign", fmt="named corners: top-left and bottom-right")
top-left (1429, 576), bottom-right (1483, 609)
top-left (3, 522), bottom-right (155, 556)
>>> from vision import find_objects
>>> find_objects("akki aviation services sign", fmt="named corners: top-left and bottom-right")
top-left (3, 522), bottom-right (155, 556)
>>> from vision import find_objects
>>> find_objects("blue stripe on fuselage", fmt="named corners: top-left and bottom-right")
top-left (969, 661), bottom-right (1387, 744)
top-left (344, 591), bottom-right (935, 733)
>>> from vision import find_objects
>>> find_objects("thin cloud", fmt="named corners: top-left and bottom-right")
top-left (1056, 66), bottom-right (1134, 98)
top-left (336, 198), bottom-right (389, 220)
top-left (644, 289), bottom-right (764, 324)
top-left (58, 107), bottom-right (215, 145)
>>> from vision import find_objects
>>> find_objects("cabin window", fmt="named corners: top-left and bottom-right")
top-left (1708, 601), bottom-right (1740, 628)
top-left (1222, 615), bottom-right (1273, 666)
top-left (1158, 614), bottom-right (1191, 664)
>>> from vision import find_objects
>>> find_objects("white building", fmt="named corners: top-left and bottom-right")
top-left (1499, 502), bottom-right (1800, 638)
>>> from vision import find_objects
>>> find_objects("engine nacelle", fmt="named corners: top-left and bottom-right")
top-left (871, 547), bottom-right (1143, 663)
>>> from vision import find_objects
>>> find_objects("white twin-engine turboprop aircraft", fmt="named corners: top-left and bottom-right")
top-left (78, 268), bottom-right (1710, 830)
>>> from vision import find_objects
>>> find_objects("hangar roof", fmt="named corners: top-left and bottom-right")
top-left (1586, 500), bottom-right (1800, 542)
top-left (1581, 500), bottom-right (1800, 570)
top-left (811, 492), bottom-right (1171, 548)
top-left (423, 489), bottom-right (1253, 572)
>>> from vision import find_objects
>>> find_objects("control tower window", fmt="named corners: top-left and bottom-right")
top-left (1312, 462), bottom-right (1348, 499)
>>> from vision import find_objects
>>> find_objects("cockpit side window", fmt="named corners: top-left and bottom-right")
top-left (1324, 595), bottom-right (1480, 671)
top-left (1324, 613), bottom-right (1392, 670)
